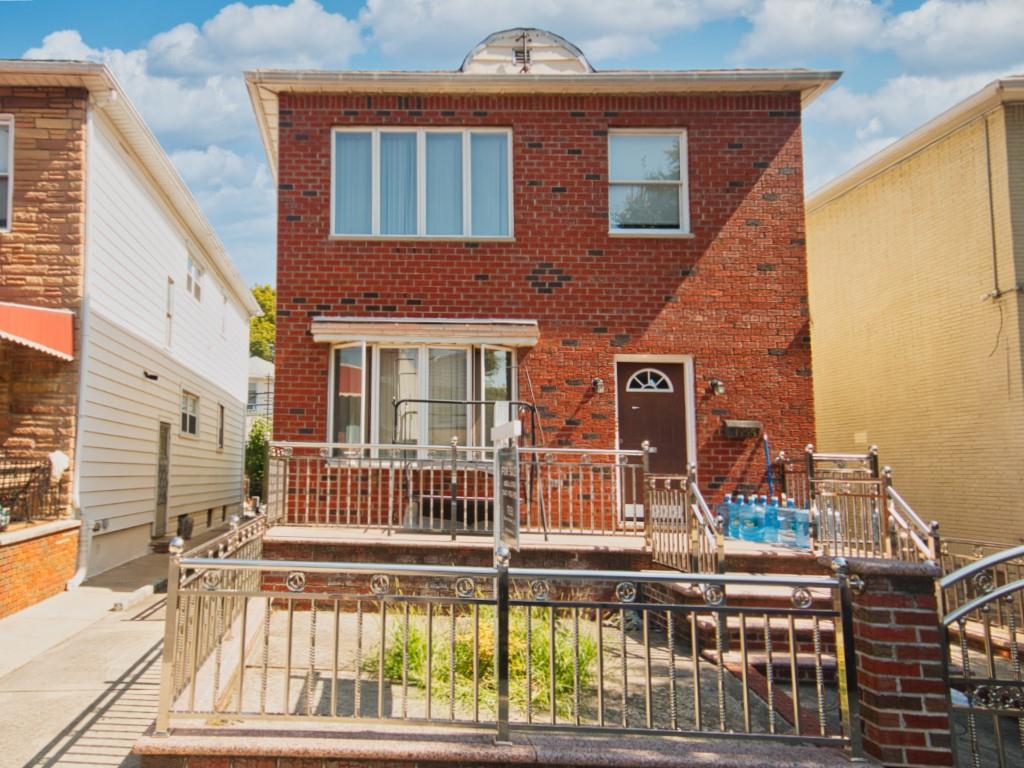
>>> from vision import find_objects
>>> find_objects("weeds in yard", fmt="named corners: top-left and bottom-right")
top-left (366, 602), bottom-right (598, 719)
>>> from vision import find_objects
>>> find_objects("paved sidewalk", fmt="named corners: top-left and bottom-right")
top-left (0, 593), bottom-right (166, 767)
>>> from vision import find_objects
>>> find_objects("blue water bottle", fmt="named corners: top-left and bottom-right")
top-left (794, 503), bottom-right (810, 548)
top-left (738, 495), bottom-right (759, 541)
top-left (716, 492), bottom-right (733, 534)
top-left (779, 498), bottom-right (796, 546)
top-left (763, 495), bottom-right (780, 544)
top-left (727, 494), bottom-right (742, 538)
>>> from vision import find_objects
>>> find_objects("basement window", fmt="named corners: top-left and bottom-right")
top-left (0, 115), bottom-right (12, 231)
top-left (332, 127), bottom-right (512, 238)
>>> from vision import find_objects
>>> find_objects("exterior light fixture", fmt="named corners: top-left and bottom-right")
top-left (591, 377), bottom-right (605, 394)
top-left (709, 378), bottom-right (726, 396)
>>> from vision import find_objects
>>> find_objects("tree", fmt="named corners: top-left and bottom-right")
top-left (245, 417), bottom-right (270, 499)
top-left (249, 284), bottom-right (276, 361)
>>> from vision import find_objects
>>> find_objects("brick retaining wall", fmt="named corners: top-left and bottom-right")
top-left (0, 519), bottom-right (80, 618)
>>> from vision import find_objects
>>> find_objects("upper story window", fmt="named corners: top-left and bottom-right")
top-left (186, 256), bottom-right (203, 301)
top-left (180, 391), bottom-right (199, 435)
top-left (332, 128), bottom-right (511, 238)
top-left (0, 115), bottom-right (12, 231)
top-left (608, 130), bottom-right (689, 235)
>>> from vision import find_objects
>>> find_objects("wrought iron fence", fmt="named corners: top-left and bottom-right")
top-left (0, 456), bottom-right (64, 528)
top-left (939, 544), bottom-right (1024, 768)
top-left (154, 537), bottom-right (861, 756)
top-left (264, 441), bottom-right (650, 540)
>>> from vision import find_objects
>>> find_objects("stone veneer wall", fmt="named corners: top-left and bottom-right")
top-left (0, 85), bottom-right (87, 492)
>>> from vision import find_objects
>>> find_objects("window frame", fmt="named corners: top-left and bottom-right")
top-left (328, 342), bottom-right (516, 449)
top-left (607, 128), bottom-right (691, 237)
top-left (216, 403), bottom-right (225, 449)
top-left (180, 390), bottom-right (199, 437)
top-left (0, 114), bottom-right (13, 233)
top-left (330, 126), bottom-right (514, 240)
top-left (186, 255), bottom-right (204, 301)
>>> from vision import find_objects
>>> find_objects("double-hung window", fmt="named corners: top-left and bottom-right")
top-left (332, 128), bottom-right (511, 238)
top-left (186, 256), bottom-right (203, 301)
top-left (608, 130), bottom-right (689, 234)
top-left (330, 344), bottom-right (516, 448)
top-left (0, 115), bottom-right (12, 231)
top-left (180, 391), bottom-right (199, 435)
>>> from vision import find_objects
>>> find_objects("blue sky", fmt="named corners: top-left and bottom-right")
top-left (2, 1), bottom-right (1023, 286)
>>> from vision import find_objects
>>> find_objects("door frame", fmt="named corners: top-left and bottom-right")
top-left (154, 420), bottom-right (172, 538)
top-left (613, 354), bottom-right (698, 472)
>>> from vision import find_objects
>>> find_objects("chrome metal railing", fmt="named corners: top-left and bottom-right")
top-left (940, 538), bottom-right (1024, 635)
top-left (264, 441), bottom-right (650, 540)
top-left (154, 543), bottom-right (861, 755)
top-left (649, 468), bottom-right (724, 574)
top-left (796, 446), bottom-right (937, 563)
top-left (939, 544), bottom-right (1024, 768)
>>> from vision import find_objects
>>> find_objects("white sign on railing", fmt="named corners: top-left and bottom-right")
top-left (492, 420), bottom-right (521, 551)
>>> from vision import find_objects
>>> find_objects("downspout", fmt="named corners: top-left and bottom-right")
top-left (67, 97), bottom-right (98, 589)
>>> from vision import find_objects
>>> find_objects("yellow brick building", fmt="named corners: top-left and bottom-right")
top-left (807, 78), bottom-right (1024, 544)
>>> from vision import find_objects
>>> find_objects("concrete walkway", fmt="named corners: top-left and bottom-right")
top-left (0, 593), bottom-right (166, 767)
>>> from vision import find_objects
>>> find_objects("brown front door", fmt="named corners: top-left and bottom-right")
top-left (616, 362), bottom-right (688, 512)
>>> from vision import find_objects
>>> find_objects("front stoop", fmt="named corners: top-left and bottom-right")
top-left (134, 723), bottom-right (865, 768)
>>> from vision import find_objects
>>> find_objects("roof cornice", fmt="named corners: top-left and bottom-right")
top-left (245, 68), bottom-right (841, 179)
top-left (0, 60), bottom-right (259, 315)
top-left (807, 77), bottom-right (1024, 213)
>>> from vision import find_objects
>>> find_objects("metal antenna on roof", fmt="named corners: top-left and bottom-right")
top-left (517, 31), bottom-right (530, 74)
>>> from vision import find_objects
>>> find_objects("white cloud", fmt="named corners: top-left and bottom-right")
top-left (736, 0), bottom-right (885, 64)
top-left (148, 0), bottom-right (363, 77)
top-left (883, 0), bottom-right (1024, 73)
top-left (360, 0), bottom-right (757, 65)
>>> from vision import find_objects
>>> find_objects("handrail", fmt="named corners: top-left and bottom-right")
top-left (887, 486), bottom-right (931, 535)
top-left (177, 555), bottom-right (840, 588)
top-left (885, 485), bottom-right (935, 561)
top-left (939, 543), bottom-right (1024, 591)
top-left (270, 440), bottom-right (645, 458)
top-left (688, 481), bottom-right (720, 552)
top-left (942, 576), bottom-right (1024, 626)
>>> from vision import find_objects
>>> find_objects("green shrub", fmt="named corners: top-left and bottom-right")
top-left (368, 603), bottom-right (597, 719)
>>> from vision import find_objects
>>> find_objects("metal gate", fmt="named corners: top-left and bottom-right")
top-left (940, 544), bottom-right (1024, 767)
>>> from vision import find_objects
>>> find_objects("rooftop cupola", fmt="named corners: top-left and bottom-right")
top-left (459, 28), bottom-right (594, 75)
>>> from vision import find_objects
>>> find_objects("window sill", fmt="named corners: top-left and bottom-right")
top-left (328, 234), bottom-right (515, 243)
top-left (608, 230), bottom-right (695, 239)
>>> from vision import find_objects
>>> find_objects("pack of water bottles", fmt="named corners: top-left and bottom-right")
top-left (715, 492), bottom-right (810, 548)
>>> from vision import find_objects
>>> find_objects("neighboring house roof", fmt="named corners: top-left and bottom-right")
top-left (807, 76), bottom-right (1024, 213)
top-left (244, 27), bottom-right (840, 179)
top-left (0, 60), bottom-right (260, 316)
top-left (248, 355), bottom-right (275, 379)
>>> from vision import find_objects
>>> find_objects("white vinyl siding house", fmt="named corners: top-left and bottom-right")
top-left (77, 111), bottom-right (252, 575)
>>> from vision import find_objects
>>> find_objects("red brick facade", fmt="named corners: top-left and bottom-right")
top-left (0, 521), bottom-right (79, 618)
top-left (274, 91), bottom-right (813, 494)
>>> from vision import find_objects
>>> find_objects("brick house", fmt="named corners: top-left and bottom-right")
top-left (246, 29), bottom-right (837, 501)
top-left (0, 61), bottom-right (259, 613)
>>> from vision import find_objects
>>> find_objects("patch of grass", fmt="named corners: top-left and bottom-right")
top-left (367, 603), bottom-right (598, 719)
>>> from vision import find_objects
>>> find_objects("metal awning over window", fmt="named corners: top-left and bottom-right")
top-left (0, 302), bottom-right (74, 360)
top-left (310, 317), bottom-right (539, 347)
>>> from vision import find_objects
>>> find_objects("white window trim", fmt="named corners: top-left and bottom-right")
top-left (180, 390), bottom-right (200, 437)
top-left (480, 344), bottom-right (518, 445)
top-left (328, 342), bottom-right (515, 449)
top-left (625, 367), bottom-right (674, 393)
top-left (330, 126), bottom-right (514, 240)
top-left (0, 114), bottom-right (13, 233)
top-left (607, 128), bottom-right (691, 237)
top-left (186, 255), bottom-right (204, 302)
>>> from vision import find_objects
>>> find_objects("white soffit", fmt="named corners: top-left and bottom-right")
top-left (310, 317), bottom-right (540, 347)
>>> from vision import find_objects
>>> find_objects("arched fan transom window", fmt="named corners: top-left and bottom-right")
top-left (625, 368), bottom-right (673, 392)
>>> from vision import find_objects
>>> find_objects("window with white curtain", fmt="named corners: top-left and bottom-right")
top-left (0, 116), bottom-right (12, 231)
top-left (332, 128), bottom-right (511, 238)
top-left (329, 344), bottom-right (515, 447)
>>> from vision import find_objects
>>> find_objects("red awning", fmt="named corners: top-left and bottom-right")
top-left (0, 302), bottom-right (74, 361)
